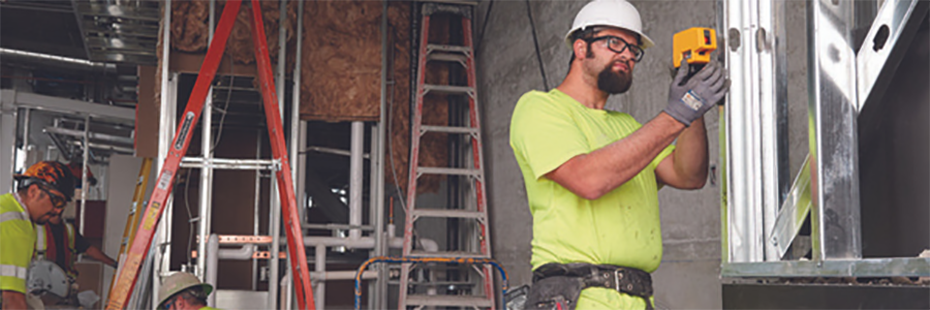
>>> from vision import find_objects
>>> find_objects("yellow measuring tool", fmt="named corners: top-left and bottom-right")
top-left (673, 27), bottom-right (717, 72)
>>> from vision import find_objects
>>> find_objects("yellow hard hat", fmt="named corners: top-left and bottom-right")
top-left (156, 272), bottom-right (213, 309)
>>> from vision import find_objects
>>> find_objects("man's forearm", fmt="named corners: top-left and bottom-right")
top-left (548, 112), bottom-right (686, 199)
top-left (2, 290), bottom-right (28, 309)
top-left (671, 117), bottom-right (709, 187)
top-left (86, 246), bottom-right (118, 267)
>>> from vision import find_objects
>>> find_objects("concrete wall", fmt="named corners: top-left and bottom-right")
top-left (476, 1), bottom-right (810, 309)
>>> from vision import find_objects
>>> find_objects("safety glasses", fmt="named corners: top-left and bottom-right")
top-left (584, 35), bottom-right (644, 62)
top-left (38, 185), bottom-right (67, 209)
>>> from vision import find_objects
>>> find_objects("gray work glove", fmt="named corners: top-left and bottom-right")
top-left (663, 58), bottom-right (729, 126)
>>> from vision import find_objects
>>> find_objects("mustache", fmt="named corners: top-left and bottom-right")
top-left (609, 59), bottom-right (631, 69)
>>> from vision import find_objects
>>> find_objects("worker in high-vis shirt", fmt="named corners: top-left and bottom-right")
top-left (35, 214), bottom-right (118, 278)
top-left (157, 272), bottom-right (221, 310)
top-left (509, 0), bottom-right (729, 309)
top-left (38, 160), bottom-right (116, 276)
top-left (1, 161), bottom-right (75, 309)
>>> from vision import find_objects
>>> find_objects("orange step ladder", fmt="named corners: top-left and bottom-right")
top-left (400, 2), bottom-right (496, 309)
top-left (105, 1), bottom-right (315, 309)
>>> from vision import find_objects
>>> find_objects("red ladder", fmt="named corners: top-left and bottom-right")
top-left (400, 2), bottom-right (495, 309)
top-left (105, 1), bottom-right (315, 309)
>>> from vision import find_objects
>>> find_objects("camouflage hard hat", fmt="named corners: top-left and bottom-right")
top-left (157, 272), bottom-right (213, 309)
top-left (14, 161), bottom-right (76, 201)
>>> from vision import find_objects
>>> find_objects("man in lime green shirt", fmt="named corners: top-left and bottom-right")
top-left (1, 161), bottom-right (75, 309)
top-left (509, 1), bottom-right (728, 309)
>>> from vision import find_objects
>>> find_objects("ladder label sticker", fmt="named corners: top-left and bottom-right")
top-left (142, 203), bottom-right (160, 230)
top-left (156, 170), bottom-right (173, 190)
top-left (175, 111), bottom-right (195, 150)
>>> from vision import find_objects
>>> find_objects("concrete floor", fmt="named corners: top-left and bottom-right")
top-left (475, 1), bottom-right (811, 308)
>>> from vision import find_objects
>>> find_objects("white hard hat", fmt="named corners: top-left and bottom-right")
top-left (564, 0), bottom-right (655, 49)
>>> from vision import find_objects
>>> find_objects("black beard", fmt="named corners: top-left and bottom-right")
top-left (597, 62), bottom-right (632, 94)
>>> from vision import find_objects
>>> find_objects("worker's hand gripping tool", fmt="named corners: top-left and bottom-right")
top-left (664, 27), bottom-right (729, 126)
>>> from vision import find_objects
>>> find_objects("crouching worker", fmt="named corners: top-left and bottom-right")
top-left (157, 272), bottom-right (220, 310)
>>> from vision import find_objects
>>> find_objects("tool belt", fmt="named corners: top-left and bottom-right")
top-left (525, 262), bottom-right (654, 310)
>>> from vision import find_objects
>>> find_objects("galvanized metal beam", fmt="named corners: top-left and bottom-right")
top-left (4, 2), bottom-right (75, 14)
top-left (856, 0), bottom-right (929, 111)
top-left (723, 257), bottom-right (930, 277)
top-left (43, 126), bottom-right (134, 146)
top-left (807, 0), bottom-right (862, 261)
top-left (770, 156), bottom-right (812, 259)
top-left (72, 2), bottom-right (160, 22)
top-left (722, 0), bottom-right (789, 263)
top-left (0, 90), bottom-right (134, 122)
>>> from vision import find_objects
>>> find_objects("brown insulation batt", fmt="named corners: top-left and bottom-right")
top-left (156, 1), bottom-right (296, 128)
top-left (170, 1), bottom-right (297, 73)
top-left (160, 1), bottom-right (456, 195)
top-left (299, 1), bottom-right (446, 194)
top-left (299, 1), bottom-right (384, 122)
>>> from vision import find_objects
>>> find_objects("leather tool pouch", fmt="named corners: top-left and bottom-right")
top-left (524, 262), bottom-right (654, 310)
top-left (524, 275), bottom-right (585, 310)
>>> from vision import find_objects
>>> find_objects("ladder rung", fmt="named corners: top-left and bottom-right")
top-left (423, 84), bottom-right (473, 96)
top-left (408, 251), bottom-right (489, 259)
top-left (420, 125), bottom-right (478, 135)
top-left (427, 52), bottom-right (469, 64)
top-left (416, 0), bottom-right (478, 7)
top-left (422, 2), bottom-right (474, 18)
top-left (404, 295), bottom-right (493, 308)
top-left (413, 209), bottom-right (486, 220)
top-left (427, 44), bottom-right (472, 54)
top-left (408, 264), bottom-right (480, 271)
top-left (417, 167), bottom-right (480, 176)
top-left (407, 280), bottom-right (478, 287)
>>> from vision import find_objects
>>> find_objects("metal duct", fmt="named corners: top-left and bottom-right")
top-left (0, 48), bottom-right (116, 73)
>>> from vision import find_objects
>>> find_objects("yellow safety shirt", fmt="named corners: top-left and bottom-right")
top-left (510, 89), bottom-right (674, 309)
top-left (0, 193), bottom-right (37, 294)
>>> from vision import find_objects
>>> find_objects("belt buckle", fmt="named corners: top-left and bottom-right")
top-left (613, 268), bottom-right (623, 292)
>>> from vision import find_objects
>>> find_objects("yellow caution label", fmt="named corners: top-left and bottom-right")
top-left (142, 203), bottom-right (161, 230)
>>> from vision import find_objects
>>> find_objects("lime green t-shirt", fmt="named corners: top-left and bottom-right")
top-left (0, 193), bottom-right (37, 295)
top-left (509, 89), bottom-right (673, 307)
